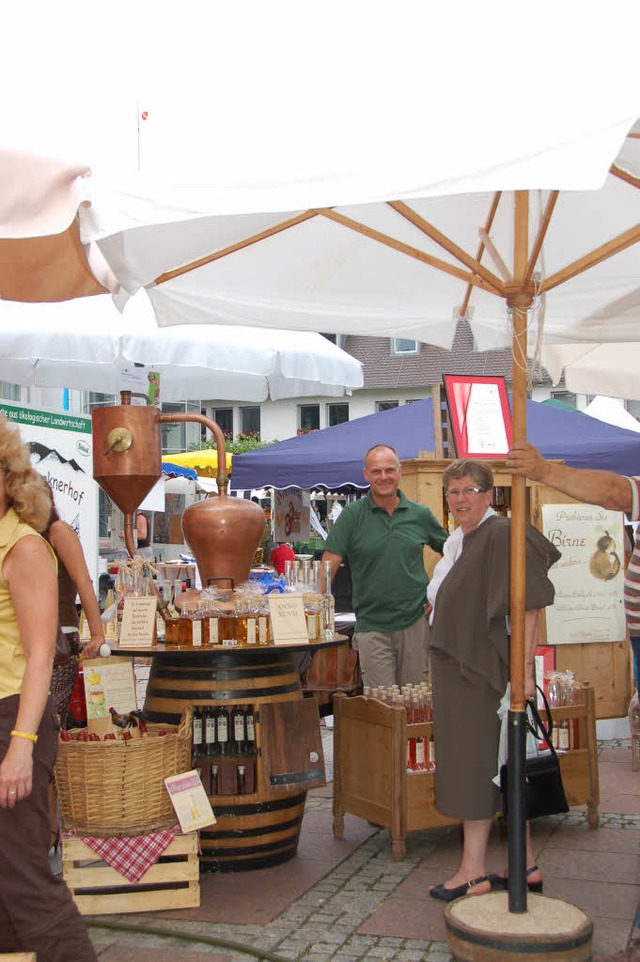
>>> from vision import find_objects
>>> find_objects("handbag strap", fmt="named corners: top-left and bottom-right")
top-left (526, 686), bottom-right (557, 756)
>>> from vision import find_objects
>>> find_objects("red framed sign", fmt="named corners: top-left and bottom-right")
top-left (443, 374), bottom-right (512, 459)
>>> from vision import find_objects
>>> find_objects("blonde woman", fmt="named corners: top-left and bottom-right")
top-left (0, 417), bottom-right (97, 960)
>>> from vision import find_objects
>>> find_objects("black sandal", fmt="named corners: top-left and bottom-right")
top-left (430, 875), bottom-right (491, 902)
top-left (488, 863), bottom-right (543, 893)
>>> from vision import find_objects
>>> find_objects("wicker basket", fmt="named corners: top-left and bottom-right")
top-left (54, 710), bottom-right (192, 837)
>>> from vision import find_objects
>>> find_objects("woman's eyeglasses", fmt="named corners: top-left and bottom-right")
top-left (445, 486), bottom-right (485, 499)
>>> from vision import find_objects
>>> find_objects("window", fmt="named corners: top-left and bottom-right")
top-left (82, 391), bottom-right (116, 414)
top-left (392, 338), bottom-right (419, 355)
top-left (299, 404), bottom-right (320, 432)
top-left (321, 333), bottom-right (348, 349)
top-left (212, 407), bottom-right (233, 437)
top-left (241, 406), bottom-right (261, 436)
top-left (327, 403), bottom-right (349, 427)
top-left (160, 400), bottom-right (201, 453)
top-left (0, 382), bottom-right (21, 402)
top-left (376, 400), bottom-right (399, 413)
top-left (550, 391), bottom-right (577, 410)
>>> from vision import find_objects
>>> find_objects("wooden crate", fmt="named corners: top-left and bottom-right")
top-left (62, 832), bottom-right (200, 915)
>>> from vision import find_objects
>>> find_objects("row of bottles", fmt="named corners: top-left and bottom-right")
top-left (362, 684), bottom-right (436, 773)
top-left (192, 704), bottom-right (257, 796)
top-left (160, 559), bottom-right (336, 647)
top-left (545, 671), bottom-right (581, 751)
top-left (192, 703), bottom-right (256, 758)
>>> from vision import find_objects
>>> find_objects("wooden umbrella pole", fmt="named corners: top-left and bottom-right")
top-left (505, 190), bottom-right (534, 913)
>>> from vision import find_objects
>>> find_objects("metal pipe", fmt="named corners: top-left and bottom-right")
top-left (157, 413), bottom-right (229, 494)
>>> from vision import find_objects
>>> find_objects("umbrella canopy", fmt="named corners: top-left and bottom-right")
top-left (541, 342), bottom-right (640, 402)
top-left (162, 450), bottom-right (233, 478)
top-left (231, 398), bottom-right (640, 492)
top-left (73, 121), bottom-right (640, 357)
top-left (0, 294), bottom-right (363, 401)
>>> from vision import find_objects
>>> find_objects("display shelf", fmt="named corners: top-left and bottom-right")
top-left (332, 685), bottom-right (599, 859)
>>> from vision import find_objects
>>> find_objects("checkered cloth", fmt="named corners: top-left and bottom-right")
top-left (66, 826), bottom-right (182, 883)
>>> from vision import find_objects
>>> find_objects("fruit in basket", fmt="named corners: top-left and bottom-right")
top-left (103, 733), bottom-right (116, 740)
top-left (88, 732), bottom-right (100, 741)
top-left (75, 731), bottom-right (88, 741)
top-left (60, 730), bottom-right (74, 741)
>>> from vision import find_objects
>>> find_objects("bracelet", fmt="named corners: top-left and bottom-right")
top-left (10, 730), bottom-right (38, 743)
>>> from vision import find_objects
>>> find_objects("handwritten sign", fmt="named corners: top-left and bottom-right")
top-left (542, 504), bottom-right (625, 645)
top-left (268, 594), bottom-right (309, 645)
top-left (83, 656), bottom-right (137, 735)
top-left (119, 596), bottom-right (157, 649)
top-left (164, 769), bottom-right (217, 832)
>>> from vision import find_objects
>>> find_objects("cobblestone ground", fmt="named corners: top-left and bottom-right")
top-left (86, 740), bottom-right (639, 961)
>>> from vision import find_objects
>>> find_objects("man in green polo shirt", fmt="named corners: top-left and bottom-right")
top-left (322, 444), bottom-right (447, 688)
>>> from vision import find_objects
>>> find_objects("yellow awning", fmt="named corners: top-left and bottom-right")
top-left (162, 450), bottom-right (233, 478)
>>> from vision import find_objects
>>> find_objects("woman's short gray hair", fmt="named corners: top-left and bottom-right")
top-left (442, 459), bottom-right (494, 494)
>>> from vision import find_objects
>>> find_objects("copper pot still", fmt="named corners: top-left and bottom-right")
top-left (182, 495), bottom-right (266, 589)
top-left (92, 400), bottom-right (264, 584)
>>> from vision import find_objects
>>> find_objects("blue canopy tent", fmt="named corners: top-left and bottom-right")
top-left (231, 398), bottom-right (640, 492)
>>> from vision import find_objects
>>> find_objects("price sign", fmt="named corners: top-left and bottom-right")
top-left (268, 594), bottom-right (309, 646)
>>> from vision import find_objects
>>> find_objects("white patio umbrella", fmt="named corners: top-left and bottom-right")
top-left (0, 293), bottom-right (363, 401)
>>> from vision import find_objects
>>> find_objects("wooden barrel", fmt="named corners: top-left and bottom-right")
top-left (143, 646), bottom-right (311, 872)
top-left (445, 893), bottom-right (593, 962)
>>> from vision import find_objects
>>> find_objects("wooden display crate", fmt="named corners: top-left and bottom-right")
top-left (333, 685), bottom-right (599, 860)
top-left (62, 832), bottom-right (200, 915)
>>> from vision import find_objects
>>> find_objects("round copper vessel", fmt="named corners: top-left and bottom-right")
top-left (182, 494), bottom-right (266, 588)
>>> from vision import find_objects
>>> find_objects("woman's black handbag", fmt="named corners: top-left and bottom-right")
top-left (500, 689), bottom-right (569, 820)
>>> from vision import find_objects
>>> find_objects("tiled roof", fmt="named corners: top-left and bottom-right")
top-left (341, 320), bottom-right (550, 390)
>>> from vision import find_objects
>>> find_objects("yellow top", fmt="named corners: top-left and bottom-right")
top-left (0, 508), bottom-right (55, 699)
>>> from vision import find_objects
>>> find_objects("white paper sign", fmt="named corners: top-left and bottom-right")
top-left (268, 594), bottom-right (309, 645)
top-left (118, 596), bottom-right (157, 648)
top-left (542, 504), bottom-right (625, 645)
top-left (164, 769), bottom-right (216, 832)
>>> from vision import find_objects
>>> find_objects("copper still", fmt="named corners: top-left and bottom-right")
top-left (92, 394), bottom-right (265, 585)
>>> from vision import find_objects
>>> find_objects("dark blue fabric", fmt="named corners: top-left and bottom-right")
top-left (161, 462), bottom-right (198, 479)
top-left (231, 398), bottom-right (640, 491)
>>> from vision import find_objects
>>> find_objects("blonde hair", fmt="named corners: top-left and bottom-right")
top-left (0, 416), bottom-right (52, 531)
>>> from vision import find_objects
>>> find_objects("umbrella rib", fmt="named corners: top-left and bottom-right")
top-left (459, 192), bottom-right (503, 318)
top-left (153, 210), bottom-right (320, 285)
top-left (317, 207), bottom-right (503, 295)
top-left (522, 190), bottom-right (559, 285)
top-left (610, 164), bottom-right (640, 191)
top-left (388, 200), bottom-right (505, 291)
top-left (539, 223), bottom-right (640, 293)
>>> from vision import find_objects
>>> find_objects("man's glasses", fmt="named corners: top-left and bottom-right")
top-left (445, 486), bottom-right (485, 499)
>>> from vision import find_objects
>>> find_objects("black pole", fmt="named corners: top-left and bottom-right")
top-left (507, 708), bottom-right (527, 912)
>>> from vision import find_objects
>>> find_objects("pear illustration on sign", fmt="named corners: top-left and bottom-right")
top-left (589, 531), bottom-right (621, 582)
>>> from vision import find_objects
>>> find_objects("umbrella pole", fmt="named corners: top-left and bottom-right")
top-left (506, 191), bottom-right (534, 913)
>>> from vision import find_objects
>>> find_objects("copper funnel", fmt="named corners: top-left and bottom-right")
top-left (92, 402), bottom-right (161, 514)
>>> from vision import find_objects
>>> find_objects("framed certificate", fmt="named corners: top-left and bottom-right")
top-left (443, 374), bottom-right (512, 459)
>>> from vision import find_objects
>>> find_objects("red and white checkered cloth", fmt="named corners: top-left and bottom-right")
top-left (65, 826), bottom-right (182, 883)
